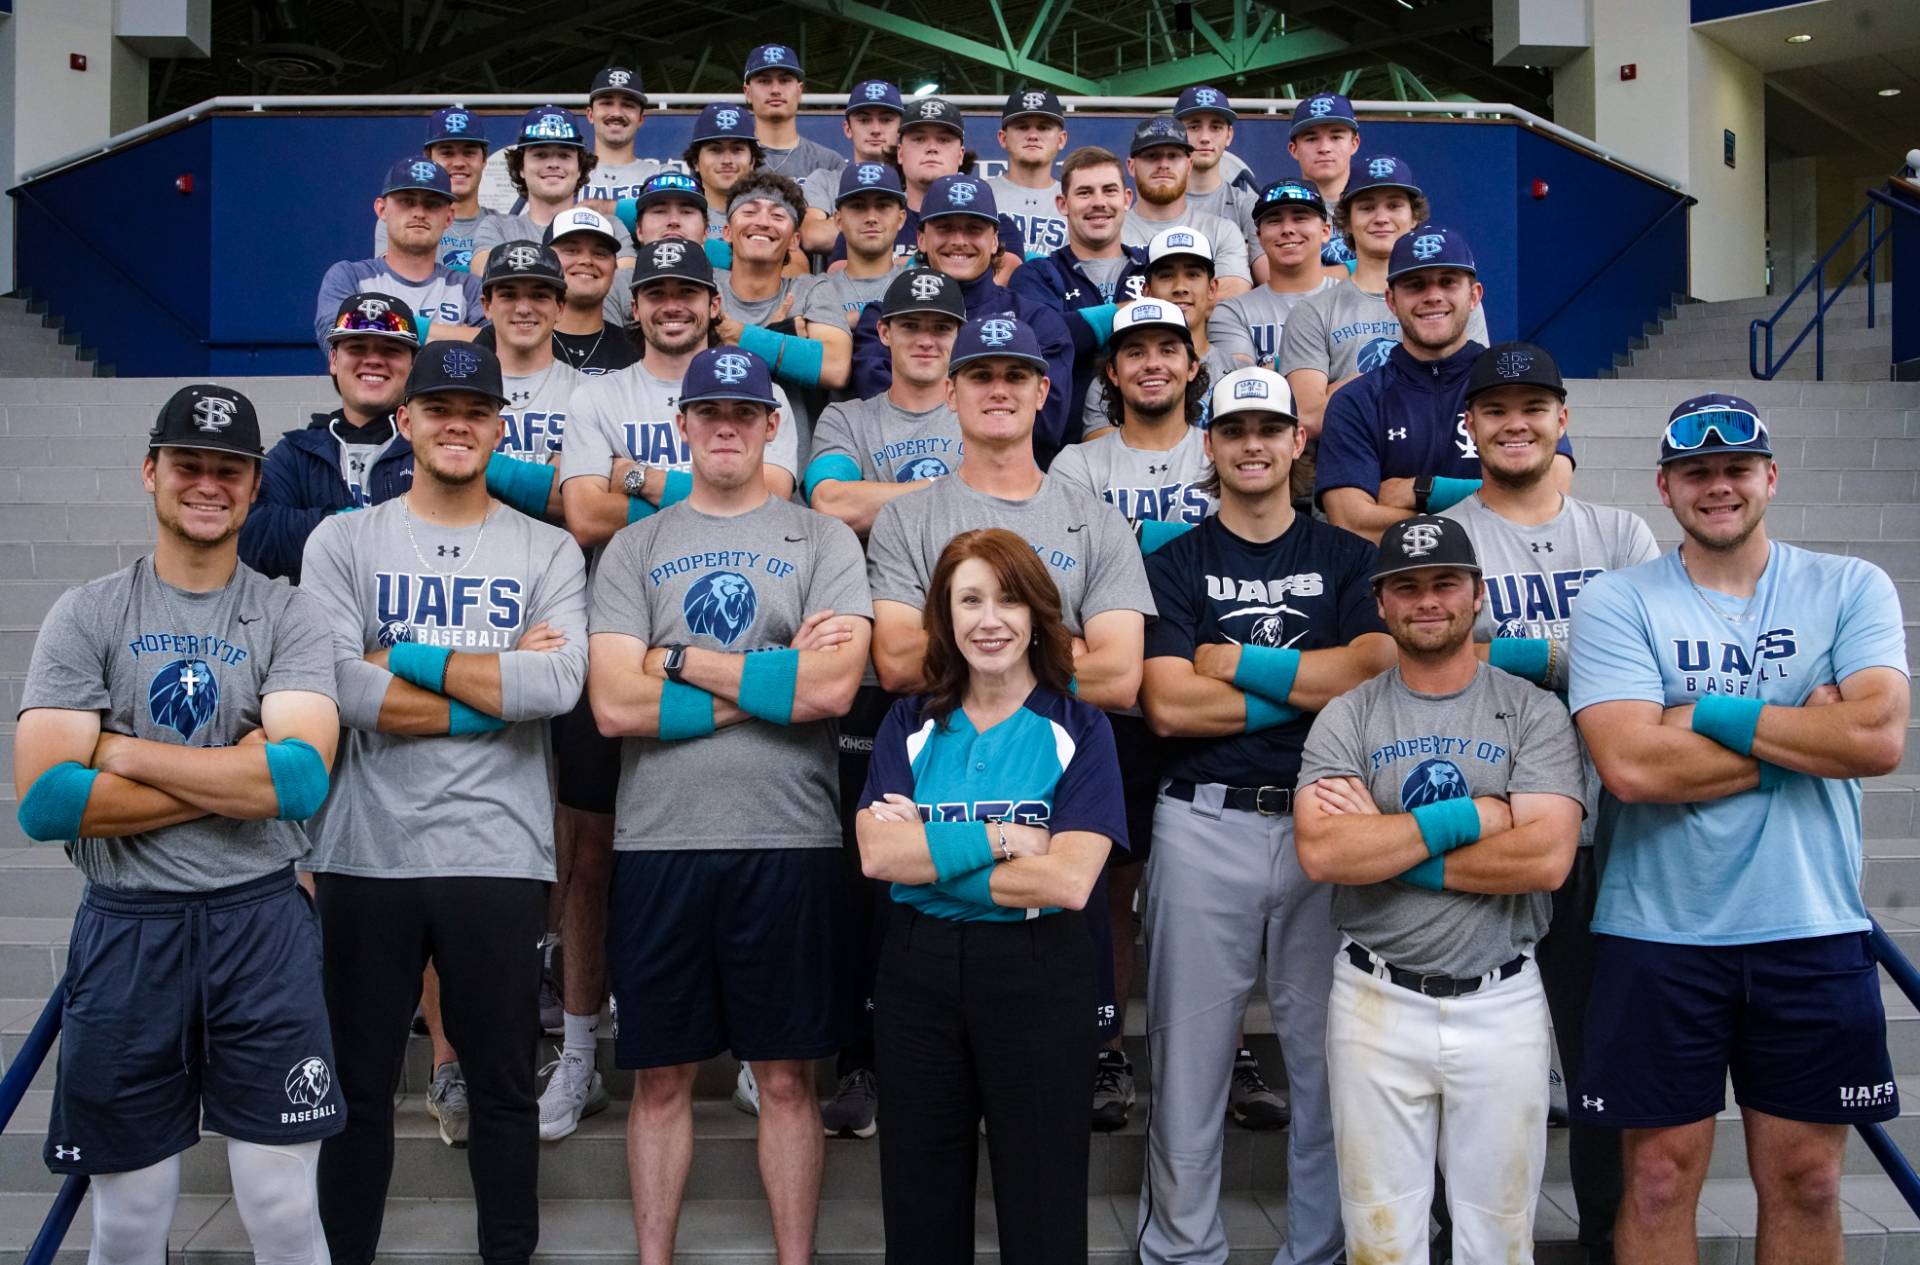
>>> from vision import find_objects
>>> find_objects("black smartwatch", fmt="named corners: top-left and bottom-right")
top-left (662, 644), bottom-right (689, 683)
top-left (1412, 475), bottom-right (1435, 514)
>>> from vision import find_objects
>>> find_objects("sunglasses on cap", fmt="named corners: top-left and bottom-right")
top-left (331, 306), bottom-right (417, 342)
top-left (1663, 407), bottom-right (1765, 451)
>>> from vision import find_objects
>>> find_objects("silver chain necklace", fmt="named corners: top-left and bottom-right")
top-left (402, 500), bottom-right (492, 577)
top-left (1678, 548), bottom-right (1760, 626)
top-left (554, 326), bottom-right (605, 371)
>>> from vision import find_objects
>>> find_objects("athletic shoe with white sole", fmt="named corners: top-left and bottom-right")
top-left (821, 1069), bottom-right (879, 1138)
top-left (1228, 1048), bottom-right (1290, 1130)
top-left (537, 1048), bottom-right (609, 1141)
top-left (1091, 1049), bottom-right (1135, 1132)
top-left (731, 1062), bottom-right (760, 1116)
top-left (426, 1061), bottom-right (469, 1148)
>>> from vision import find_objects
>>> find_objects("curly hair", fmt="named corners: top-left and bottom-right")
top-left (1331, 188), bottom-right (1430, 253)
top-left (1099, 344), bottom-right (1212, 434)
top-left (723, 169), bottom-right (808, 221)
top-left (505, 144), bottom-right (598, 198)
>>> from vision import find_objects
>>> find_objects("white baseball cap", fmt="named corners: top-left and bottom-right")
top-left (1109, 299), bottom-right (1192, 348)
top-left (1147, 225), bottom-right (1215, 271)
top-left (1209, 366), bottom-right (1297, 424)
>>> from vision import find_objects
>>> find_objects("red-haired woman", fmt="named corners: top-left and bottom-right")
top-left (856, 527), bottom-right (1128, 1264)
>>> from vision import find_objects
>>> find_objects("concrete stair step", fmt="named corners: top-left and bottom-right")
top-left (1668, 289), bottom-right (1876, 322)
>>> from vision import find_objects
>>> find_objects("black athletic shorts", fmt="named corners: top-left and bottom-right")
top-left (552, 693), bottom-right (621, 814)
top-left (47, 868), bottom-right (344, 1176)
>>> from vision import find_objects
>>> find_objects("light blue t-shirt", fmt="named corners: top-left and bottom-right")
top-left (1568, 543), bottom-right (1909, 946)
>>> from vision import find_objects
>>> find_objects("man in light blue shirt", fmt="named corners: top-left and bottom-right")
top-left (1568, 392), bottom-right (1911, 1265)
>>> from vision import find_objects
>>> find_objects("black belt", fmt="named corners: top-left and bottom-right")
top-left (1163, 779), bottom-right (1292, 816)
top-left (1345, 942), bottom-right (1527, 999)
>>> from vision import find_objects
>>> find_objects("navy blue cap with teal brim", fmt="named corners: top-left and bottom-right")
top-left (949, 317), bottom-right (1048, 374)
top-left (681, 347), bottom-right (779, 407)
top-left (1660, 393), bottom-right (1774, 465)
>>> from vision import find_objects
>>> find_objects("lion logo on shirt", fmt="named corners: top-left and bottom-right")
top-left (684, 571), bottom-right (758, 646)
top-left (148, 659), bottom-right (220, 741)
top-left (285, 1057), bottom-right (332, 1107)
top-left (1401, 757), bottom-right (1466, 809)
top-left (898, 457), bottom-right (950, 481)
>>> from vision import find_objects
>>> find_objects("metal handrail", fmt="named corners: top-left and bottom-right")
top-left (1864, 922), bottom-right (1920, 1216)
top-left (0, 992), bottom-right (89, 1265)
top-left (1523, 193), bottom-right (1695, 345)
top-left (12, 93), bottom-right (1684, 191)
top-left (1749, 200), bottom-right (1891, 382)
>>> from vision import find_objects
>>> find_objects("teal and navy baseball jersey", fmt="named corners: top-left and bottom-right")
top-left (1568, 542), bottom-right (1910, 946)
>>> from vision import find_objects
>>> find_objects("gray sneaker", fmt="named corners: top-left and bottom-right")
top-left (822, 1069), bottom-right (879, 1138)
top-left (1228, 1048), bottom-right (1290, 1131)
top-left (1091, 1050), bottom-right (1135, 1132)
top-left (426, 1061), bottom-right (469, 1148)
top-left (537, 1048), bottom-right (608, 1141)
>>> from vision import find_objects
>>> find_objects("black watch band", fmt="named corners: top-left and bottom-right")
top-left (663, 644), bottom-right (689, 683)
top-left (1412, 475), bottom-right (1434, 514)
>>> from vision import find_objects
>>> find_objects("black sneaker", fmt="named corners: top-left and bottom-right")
top-left (1228, 1048), bottom-right (1289, 1130)
top-left (821, 1069), bottom-right (879, 1138)
top-left (1091, 1049), bottom-right (1135, 1132)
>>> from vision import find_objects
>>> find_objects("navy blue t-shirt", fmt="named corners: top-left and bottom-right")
top-left (1144, 513), bottom-right (1386, 788)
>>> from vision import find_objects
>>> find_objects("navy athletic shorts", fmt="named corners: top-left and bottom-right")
top-left (608, 848), bottom-right (838, 1068)
top-left (552, 693), bottom-right (620, 815)
top-left (46, 867), bottom-right (345, 1176)
top-left (1574, 931), bottom-right (1897, 1128)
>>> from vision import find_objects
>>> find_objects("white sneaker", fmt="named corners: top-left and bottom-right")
top-left (731, 1062), bottom-right (760, 1117)
top-left (537, 1049), bottom-right (608, 1141)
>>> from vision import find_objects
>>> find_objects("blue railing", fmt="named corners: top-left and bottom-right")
top-left (1864, 921), bottom-right (1920, 1216)
top-left (0, 991), bottom-right (89, 1265)
top-left (1750, 201), bottom-right (1892, 381)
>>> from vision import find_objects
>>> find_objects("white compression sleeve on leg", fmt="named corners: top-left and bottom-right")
top-left (227, 1139), bottom-right (330, 1265)
top-left (88, 1154), bottom-right (182, 1265)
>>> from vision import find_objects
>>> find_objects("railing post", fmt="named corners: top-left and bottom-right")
top-left (1868, 203), bottom-right (1877, 330)
top-left (0, 990), bottom-right (62, 1135)
top-left (1816, 262), bottom-right (1826, 381)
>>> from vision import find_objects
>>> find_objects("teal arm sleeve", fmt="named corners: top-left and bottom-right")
top-left (265, 738), bottom-right (331, 820)
top-left (1691, 694), bottom-right (1764, 757)
top-left (414, 316), bottom-right (433, 341)
top-left (18, 761), bottom-right (99, 842)
top-left (738, 324), bottom-right (825, 388)
top-left (661, 469), bottom-right (693, 506)
top-left (704, 239), bottom-right (733, 269)
top-left (484, 453), bottom-right (557, 518)
top-left (1233, 646), bottom-right (1302, 706)
top-left (925, 822), bottom-right (996, 882)
top-left (1244, 692), bottom-right (1302, 733)
top-left (447, 700), bottom-right (507, 735)
top-left (1077, 303), bottom-right (1118, 346)
top-left (1411, 797), bottom-right (1482, 857)
top-left (1488, 637), bottom-right (1552, 686)
top-left (803, 453), bottom-right (863, 503)
top-left (626, 496), bottom-right (657, 524)
top-left (613, 197), bottom-right (638, 234)
top-left (658, 681), bottom-right (717, 740)
top-left (738, 648), bottom-right (800, 725)
top-left (388, 642), bottom-right (451, 695)
top-left (1400, 855), bottom-right (1446, 890)
top-left (1425, 476), bottom-right (1481, 512)
top-left (1137, 519), bottom-right (1194, 555)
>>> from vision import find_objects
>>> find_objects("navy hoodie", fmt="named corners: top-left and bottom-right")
top-left (238, 410), bottom-right (415, 584)
top-left (1008, 243), bottom-right (1151, 426)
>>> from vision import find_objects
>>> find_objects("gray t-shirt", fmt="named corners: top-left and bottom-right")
top-left (988, 176), bottom-right (1068, 257)
top-left (499, 359), bottom-right (583, 466)
top-left (560, 362), bottom-right (801, 486)
top-left (21, 560), bottom-right (338, 893)
top-left (1279, 278), bottom-right (1492, 381)
top-left (298, 502), bottom-right (589, 881)
top-left (1297, 662), bottom-right (1584, 976)
top-left (1208, 276), bottom-right (1339, 368)
top-left (801, 166), bottom-right (841, 215)
top-left (762, 138), bottom-right (846, 183)
top-left (1078, 255), bottom-right (1132, 303)
top-left (1122, 207), bottom-right (1252, 285)
top-left (1184, 183), bottom-right (1259, 257)
top-left (589, 496), bottom-right (872, 851)
top-left (472, 211), bottom-right (636, 260)
top-left (809, 393), bottom-right (963, 484)
top-left (799, 267), bottom-right (902, 329)
top-left (1441, 493), bottom-right (1660, 844)
top-left (867, 474), bottom-right (1156, 631)
top-left (1047, 424), bottom-right (1216, 527)
top-left (583, 156), bottom-right (665, 204)
top-left (716, 271), bottom-right (819, 454)
top-left (374, 209), bottom-right (497, 273)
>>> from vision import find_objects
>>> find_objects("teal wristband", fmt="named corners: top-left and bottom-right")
top-left (1244, 691), bottom-right (1301, 733)
top-left (703, 238), bottom-right (734, 269)
top-left (1489, 637), bottom-right (1552, 686)
top-left (415, 315), bottom-right (433, 341)
top-left (1233, 646), bottom-right (1302, 706)
top-left (738, 648), bottom-right (800, 725)
top-left (334, 504), bottom-right (362, 514)
top-left (626, 495), bottom-right (657, 524)
top-left (18, 760), bottom-right (99, 842)
top-left (485, 453), bottom-right (556, 518)
top-left (1691, 694), bottom-right (1764, 757)
top-left (1757, 760), bottom-right (1798, 790)
top-left (447, 699), bottom-right (507, 735)
top-left (1411, 796), bottom-right (1481, 857)
top-left (658, 680), bottom-right (717, 740)
top-left (925, 822), bottom-right (996, 882)
top-left (803, 453), bottom-right (862, 502)
top-left (1400, 854), bottom-right (1446, 891)
top-left (1426, 476), bottom-right (1481, 512)
top-left (613, 196), bottom-right (639, 234)
top-left (942, 865), bottom-right (999, 908)
top-left (1137, 519), bottom-right (1194, 555)
top-left (661, 469), bottom-right (693, 506)
top-left (389, 642), bottom-right (451, 695)
top-left (265, 738), bottom-right (331, 820)
top-left (1078, 303), bottom-right (1118, 345)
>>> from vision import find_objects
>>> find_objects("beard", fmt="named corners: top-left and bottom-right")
top-left (1136, 174), bottom-right (1188, 207)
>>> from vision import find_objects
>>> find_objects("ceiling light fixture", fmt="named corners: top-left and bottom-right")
top-left (1880, 87), bottom-right (1903, 96)
top-left (1785, 32), bottom-right (1813, 43)
top-left (912, 82), bottom-right (939, 97)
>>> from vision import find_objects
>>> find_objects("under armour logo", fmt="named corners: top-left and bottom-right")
top-left (979, 318), bottom-right (1016, 346)
top-left (715, 107), bottom-right (741, 130)
top-left (1496, 350), bottom-right (1533, 378)
top-left (1582, 1096), bottom-right (1604, 1112)
top-left (1399, 523), bottom-right (1442, 557)
top-left (410, 160), bottom-right (438, 182)
top-left (1309, 96), bottom-right (1333, 117)
top-left (1411, 233), bottom-right (1445, 261)
top-left (356, 298), bottom-right (391, 320)
top-left (504, 244), bottom-right (542, 270)
top-left (1367, 157), bottom-right (1397, 179)
top-left (1386, 427), bottom-right (1408, 440)
top-left (857, 163), bottom-right (884, 185)
top-left (1022, 91), bottom-right (1048, 111)
top-left (1196, 88), bottom-right (1220, 107)
top-left (947, 181), bottom-right (977, 206)
top-left (650, 241), bottom-right (687, 266)
top-left (53, 1146), bottom-right (81, 1162)
top-left (443, 112), bottom-right (469, 133)
top-left (606, 69), bottom-right (632, 88)
top-left (1530, 541), bottom-right (1554, 553)
top-left (1063, 288), bottom-right (1081, 301)
top-left (713, 352), bottom-right (751, 384)
top-left (864, 82), bottom-right (889, 100)
top-left (909, 273), bottom-right (945, 301)
top-left (437, 544), bottom-right (461, 558)
top-left (192, 396), bottom-right (237, 433)
top-left (441, 347), bottom-right (480, 378)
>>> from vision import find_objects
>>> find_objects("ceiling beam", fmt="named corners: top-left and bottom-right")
top-left (777, 0), bottom-right (1105, 93)
top-left (1096, 25), bottom-right (1349, 96)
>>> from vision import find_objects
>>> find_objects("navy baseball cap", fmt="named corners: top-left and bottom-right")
top-left (1465, 341), bottom-right (1566, 403)
top-left (589, 66), bottom-right (646, 105)
top-left (545, 206), bottom-right (624, 252)
top-left (1109, 298), bottom-right (1192, 349)
top-left (1175, 85), bottom-right (1237, 122)
top-left (920, 174), bottom-right (999, 223)
top-left (690, 102), bottom-right (757, 145)
top-left (149, 384), bottom-right (265, 459)
top-left (1130, 115), bottom-right (1193, 156)
top-left (1344, 154), bottom-right (1422, 204)
top-left (949, 316), bottom-right (1048, 373)
top-left (424, 108), bottom-right (487, 152)
top-left (744, 44), bottom-right (802, 78)
top-left (381, 156), bottom-right (453, 199)
top-left (681, 347), bottom-right (779, 407)
top-left (847, 80), bottom-right (905, 114)
top-left (404, 343), bottom-right (509, 406)
top-left (481, 240), bottom-right (567, 294)
top-left (1290, 92), bottom-right (1358, 138)
top-left (1373, 514), bottom-right (1481, 585)
top-left (901, 97), bottom-right (966, 138)
top-left (516, 106), bottom-right (587, 149)
top-left (629, 237), bottom-right (717, 292)
top-left (1387, 224), bottom-right (1476, 284)
top-left (1660, 393), bottom-right (1773, 465)
top-left (1252, 178), bottom-right (1329, 222)
top-left (836, 161), bottom-right (907, 206)
top-left (327, 292), bottom-right (421, 349)
top-left (881, 268), bottom-right (967, 322)
top-left (1002, 88), bottom-right (1065, 123)
top-left (634, 171), bottom-right (707, 211)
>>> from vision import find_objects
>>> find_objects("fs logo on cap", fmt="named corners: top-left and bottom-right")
top-left (979, 318), bottom-right (1017, 346)
top-left (606, 69), bottom-right (633, 88)
top-left (713, 352), bottom-right (752, 384)
top-left (864, 81), bottom-right (889, 100)
top-left (715, 107), bottom-right (742, 130)
top-left (442, 347), bottom-right (481, 379)
top-left (1367, 157), bottom-right (1398, 179)
top-left (1308, 96), bottom-right (1333, 117)
top-left (1022, 91), bottom-right (1048, 111)
top-left (192, 395), bottom-right (237, 433)
top-left (1411, 233), bottom-right (1445, 261)
top-left (763, 46), bottom-right (787, 64)
top-left (444, 112), bottom-right (469, 133)
top-left (356, 298), bottom-right (391, 321)
top-left (909, 273), bottom-right (946, 301)
top-left (1232, 378), bottom-right (1269, 400)
top-left (651, 241), bottom-right (687, 266)
top-left (409, 160), bottom-right (439, 182)
top-left (857, 163), bottom-right (884, 185)
top-left (504, 244), bottom-right (542, 270)
top-left (527, 112), bottom-right (575, 140)
top-left (1195, 88), bottom-right (1221, 107)
top-left (1399, 522), bottom-right (1442, 557)
top-left (947, 181), bottom-right (978, 205)
top-left (1496, 350), bottom-right (1534, 378)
